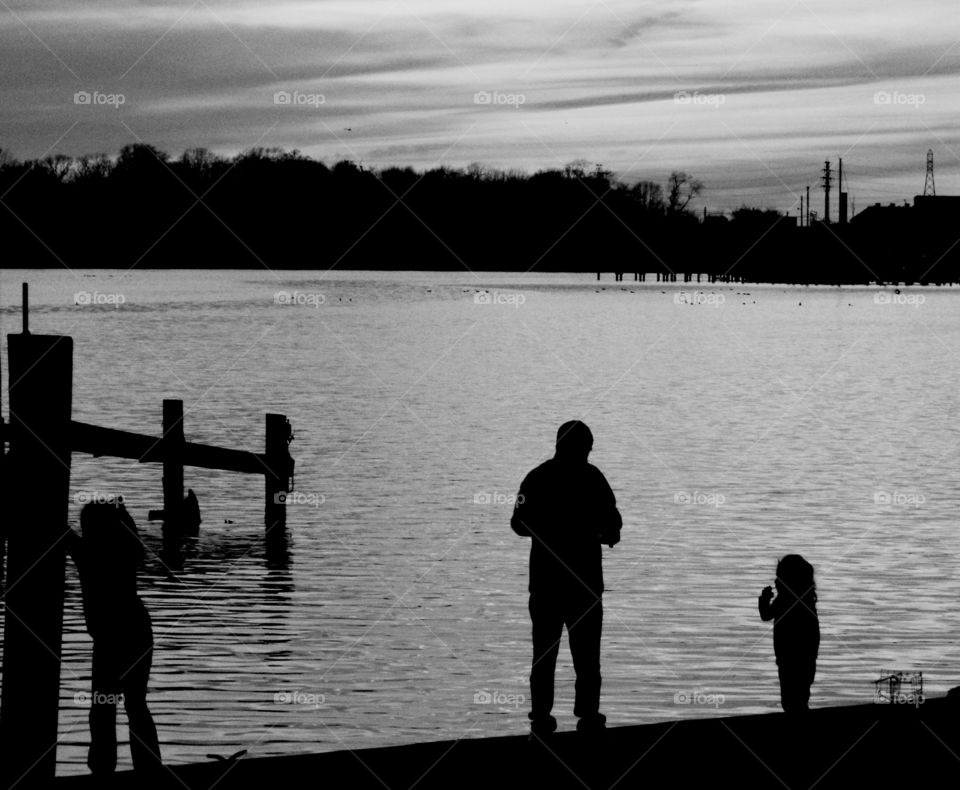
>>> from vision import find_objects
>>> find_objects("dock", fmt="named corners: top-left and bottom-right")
top-left (0, 285), bottom-right (295, 787)
top-left (52, 697), bottom-right (960, 789)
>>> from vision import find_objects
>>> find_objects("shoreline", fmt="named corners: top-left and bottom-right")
top-left (52, 696), bottom-right (960, 788)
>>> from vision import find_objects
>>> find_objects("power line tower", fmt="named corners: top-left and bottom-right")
top-left (923, 149), bottom-right (936, 197)
top-left (821, 160), bottom-right (832, 224)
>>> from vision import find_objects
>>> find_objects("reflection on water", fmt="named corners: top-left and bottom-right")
top-left (2, 270), bottom-right (960, 775)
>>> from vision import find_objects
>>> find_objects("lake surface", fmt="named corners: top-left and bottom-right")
top-left (2, 269), bottom-right (960, 775)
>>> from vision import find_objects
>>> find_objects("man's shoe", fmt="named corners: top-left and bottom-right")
top-left (576, 713), bottom-right (607, 735)
top-left (528, 714), bottom-right (558, 742)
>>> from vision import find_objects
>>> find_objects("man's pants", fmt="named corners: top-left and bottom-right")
top-left (529, 592), bottom-right (603, 728)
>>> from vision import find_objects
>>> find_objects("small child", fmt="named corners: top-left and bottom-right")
top-left (758, 554), bottom-right (820, 713)
top-left (66, 500), bottom-right (162, 775)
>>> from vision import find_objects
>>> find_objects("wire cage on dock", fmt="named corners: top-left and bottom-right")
top-left (874, 670), bottom-right (923, 705)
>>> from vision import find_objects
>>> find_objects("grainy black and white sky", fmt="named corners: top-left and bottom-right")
top-left (3, 0), bottom-right (959, 210)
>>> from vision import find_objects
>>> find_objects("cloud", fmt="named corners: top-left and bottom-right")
top-left (1, 0), bottom-right (959, 209)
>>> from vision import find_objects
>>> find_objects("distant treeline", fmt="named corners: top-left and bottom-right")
top-left (0, 144), bottom-right (957, 283)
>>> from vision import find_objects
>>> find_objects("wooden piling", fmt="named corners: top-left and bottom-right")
top-left (161, 399), bottom-right (185, 543)
top-left (0, 326), bottom-right (5, 584)
top-left (264, 414), bottom-right (293, 541)
top-left (0, 333), bottom-right (73, 787)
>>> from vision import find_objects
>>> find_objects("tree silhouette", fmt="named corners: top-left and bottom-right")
top-left (0, 142), bottom-right (956, 284)
top-left (666, 171), bottom-right (703, 215)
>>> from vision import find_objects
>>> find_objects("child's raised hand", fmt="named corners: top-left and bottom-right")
top-left (760, 585), bottom-right (774, 600)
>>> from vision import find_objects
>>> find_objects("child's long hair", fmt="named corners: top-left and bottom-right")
top-left (775, 554), bottom-right (817, 610)
top-left (79, 500), bottom-right (144, 567)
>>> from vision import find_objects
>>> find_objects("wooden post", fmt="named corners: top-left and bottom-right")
top-left (161, 399), bottom-right (184, 544)
top-left (0, 333), bottom-right (73, 786)
top-left (264, 414), bottom-right (292, 542)
top-left (0, 327), bottom-right (5, 585)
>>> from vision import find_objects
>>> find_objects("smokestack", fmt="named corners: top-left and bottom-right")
top-left (838, 158), bottom-right (848, 225)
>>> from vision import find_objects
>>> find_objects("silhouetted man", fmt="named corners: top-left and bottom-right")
top-left (511, 421), bottom-right (622, 736)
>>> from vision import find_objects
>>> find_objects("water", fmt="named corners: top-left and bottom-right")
top-left (1, 270), bottom-right (960, 775)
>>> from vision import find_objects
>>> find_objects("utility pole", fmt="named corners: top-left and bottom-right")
top-left (806, 185), bottom-right (811, 227)
top-left (821, 160), bottom-right (832, 224)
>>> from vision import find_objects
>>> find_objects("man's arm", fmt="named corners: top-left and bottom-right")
top-left (510, 472), bottom-right (535, 537)
top-left (595, 469), bottom-right (622, 547)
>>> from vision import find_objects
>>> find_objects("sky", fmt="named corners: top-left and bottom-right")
top-left (2, 0), bottom-right (959, 212)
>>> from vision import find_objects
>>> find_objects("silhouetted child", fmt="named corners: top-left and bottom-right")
top-left (758, 554), bottom-right (820, 713)
top-left (66, 501), bottom-right (161, 775)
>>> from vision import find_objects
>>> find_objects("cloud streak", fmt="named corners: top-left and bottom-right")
top-left (1, 0), bottom-right (958, 209)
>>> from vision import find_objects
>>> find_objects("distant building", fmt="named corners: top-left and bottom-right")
top-left (702, 213), bottom-right (729, 228)
top-left (851, 201), bottom-right (913, 227)
top-left (853, 195), bottom-right (960, 227)
top-left (912, 194), bottom-right (960, 217)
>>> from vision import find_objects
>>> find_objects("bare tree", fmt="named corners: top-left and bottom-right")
top-left (629, 180), bottom-right (665, 213)
top-left (75, 153), bottom-right (112, 180)
top-left (563, 158), bottom-right (590, 179)
top-left (179, 147), bottom-right (222, 172)
top-left (41, 153), bottom-right (74, 182)
top-left (666, 171), bottom-right (703, 215)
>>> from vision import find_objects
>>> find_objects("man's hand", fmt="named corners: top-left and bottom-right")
top-left (510, 492), bottom-right (532, 537)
